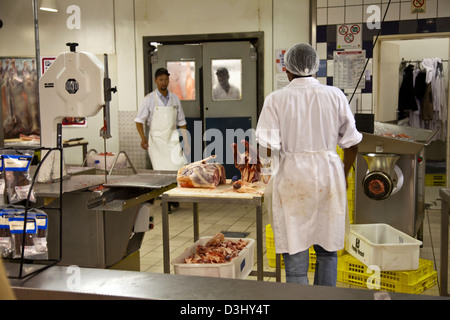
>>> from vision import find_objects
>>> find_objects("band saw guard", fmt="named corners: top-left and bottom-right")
top-left (37, 43), bottom-right (105, 182)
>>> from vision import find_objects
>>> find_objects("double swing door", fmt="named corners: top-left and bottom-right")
top-left (150, 41), bottom-right (257, 178)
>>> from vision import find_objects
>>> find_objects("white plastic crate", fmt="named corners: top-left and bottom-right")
top-left (171, 237), bottom-right (254, 279)
top-left (345, 224), bottom-right (422, 271)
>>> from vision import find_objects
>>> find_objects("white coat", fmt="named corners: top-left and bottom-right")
top-left (256, 77), bottom-right (362, 254)
top-left (134, 90), bottom-right (187, 170)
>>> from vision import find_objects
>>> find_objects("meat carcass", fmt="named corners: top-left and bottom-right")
top-left (23, 60), bottom-right (40, 135)
top-left (8, 59), bottom-right (32, 137)
top-left (231, 139), bottom-right (261, 183)
top-left (177, 155), bottom-right (226, 188)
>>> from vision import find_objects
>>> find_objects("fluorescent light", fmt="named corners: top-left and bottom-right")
top-left (40, 0), bottom-right (58, 12)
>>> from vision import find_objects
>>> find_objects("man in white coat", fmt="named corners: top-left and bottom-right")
top-left (256, 43), bottom-right (362, 286)
top-left (135, 68), bottom-right (190, 211)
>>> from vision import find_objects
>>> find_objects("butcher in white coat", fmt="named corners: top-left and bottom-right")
top-left (256, 43), bottom-right (362, 286)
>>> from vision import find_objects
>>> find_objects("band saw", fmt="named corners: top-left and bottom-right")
top-left (34, 43), bottom-right (177, 269)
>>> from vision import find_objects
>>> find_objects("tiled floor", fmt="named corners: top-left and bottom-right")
top-left (139, 186), bottom-right (448, 297)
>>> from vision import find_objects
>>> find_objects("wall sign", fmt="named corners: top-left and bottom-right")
top-left (411, 0), bottom-right (426, 14)
top-left (333, 50), bottom-right (366, 90)
top-left (275, 49), bottom-right (287, 73)
top-left (337, 24), bottom-right (362, 49)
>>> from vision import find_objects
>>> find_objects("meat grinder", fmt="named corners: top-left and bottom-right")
top-left (361, 153), bottom-right (403, 200)
top-left (354, 122), bottom-right (437, 238)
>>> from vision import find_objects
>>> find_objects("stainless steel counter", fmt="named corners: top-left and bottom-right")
top-left (9, 266), bottom-right (446, 300)
top-left (28, 172), bottom-right (177, 270)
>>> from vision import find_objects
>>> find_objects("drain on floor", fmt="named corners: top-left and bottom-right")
top-left (220, 231), bottom-right (249, 238)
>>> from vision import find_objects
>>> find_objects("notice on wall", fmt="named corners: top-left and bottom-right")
top-left (337, 24), bottom-right (362, 49)
top-left (275, 49), bottom-right (287, 73)
top-left (411, 0), bottom-right (426, 14)
top-left (41, 57), bottom-right (56, 74)
top-left (333, 50), bottom-right (366, 90)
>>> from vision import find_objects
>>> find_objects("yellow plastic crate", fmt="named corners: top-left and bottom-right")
top-left (425, 174), bottom-right (446, 186)
top-left (266, 224), bottom-right (343, 271)
top-left (337, 254), bottom-right (438, 294)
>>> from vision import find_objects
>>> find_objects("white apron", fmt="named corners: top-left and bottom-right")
top-left (148, 94), bottom-right (186, 170)
top-left (271, 150), bottom-right (349, 254)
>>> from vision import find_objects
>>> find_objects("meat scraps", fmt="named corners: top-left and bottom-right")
top-left (368, 179), bottom-right (385, 195)
top-left (232, 180), bottom-right (264, 195)
top-left (231, 139), bottom-right (261, 183)
top-left (184, 232), bottom-right (248, 264)
top-left (381, 132), bottom-right (414, 141)
top-left (177, 155), bottom-right (226, 188)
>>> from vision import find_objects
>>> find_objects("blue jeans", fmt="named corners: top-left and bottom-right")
top-left (282, 245), bottom-right (337, 286)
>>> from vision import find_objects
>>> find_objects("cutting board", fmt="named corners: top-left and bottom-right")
top-left (165, 180), bottom-right (265, 200)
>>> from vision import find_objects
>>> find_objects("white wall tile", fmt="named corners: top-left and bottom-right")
top-left (362, 93), bottom-right (373, 113)
top-left (382, 2), bottom-right (400, 21)
top-left (317, 0), bottom-right (327, 8)
top-left (317, 7), bottom-right (328, 25)
top-left (317, 77), bottom-right (327, 85)
top-left (347, 0), bottom-right (363, 5)
top-left (346, 5), bottom-right (363, 23)
top-left (420, 0), bottom-right (437, 19)
top-left (327, 60), bottom-right (334, 77)
top-left (400, 1), bottom-right (417, 20)
top-left (328, 0), bottom-right (345, 7)
top-left (364, 0), bottom-right (381, 4)
top-left (437, 0), bottom-right (450, 18)
top-left (328, 7), bottom-right (345, 24)
top-left (348, 92), bottom-right (361, 113)
top-left (316, 42), bottom-right (327, 60)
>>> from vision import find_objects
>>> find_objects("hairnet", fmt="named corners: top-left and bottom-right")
top-left (284, 43), bottom-right (320, 76)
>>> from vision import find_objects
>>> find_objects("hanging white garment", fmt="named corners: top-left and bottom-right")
top-left (256, 78), bottom-right (362, 254)
top-left (147, 94), bottom-right (187, 170)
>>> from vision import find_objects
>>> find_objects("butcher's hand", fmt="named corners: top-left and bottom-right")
top-left (140, 139), bottom-right (149, 150)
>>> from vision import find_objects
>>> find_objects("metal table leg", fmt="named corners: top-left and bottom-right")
top-left (193, 203), bottom-right (199, 242)
top-left (276, 254), bottom-right (281, 282)
top-left (162, 194), bottom-right (170, 274)
top-left (256, 200), bottom-right (263, 281)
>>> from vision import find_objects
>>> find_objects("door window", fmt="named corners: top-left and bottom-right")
top-left (166, 61), bottom-right (196, 101)
top-left (211, 59), bottom-right (242, 101)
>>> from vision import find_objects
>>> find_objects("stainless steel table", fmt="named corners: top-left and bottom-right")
top-left (161, 182), bottom-right (281, 281)
top-left (438, 188), bottom-right (450, 296)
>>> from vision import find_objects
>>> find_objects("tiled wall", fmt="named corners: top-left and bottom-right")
top-left (315, 0), bottom-right (450, 114)
top-left (118, 111), bottom-right (149, 170)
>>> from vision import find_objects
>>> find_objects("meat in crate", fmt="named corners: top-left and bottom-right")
top-left (171, 233), bottom-right (255, 279)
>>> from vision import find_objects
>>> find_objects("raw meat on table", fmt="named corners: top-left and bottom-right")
top-left (177, 155), bottom-right (226, 188)
top-left (232, 180), bottom-right (264, 195)
top-left (231, 139), bottom-right (261, 183)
